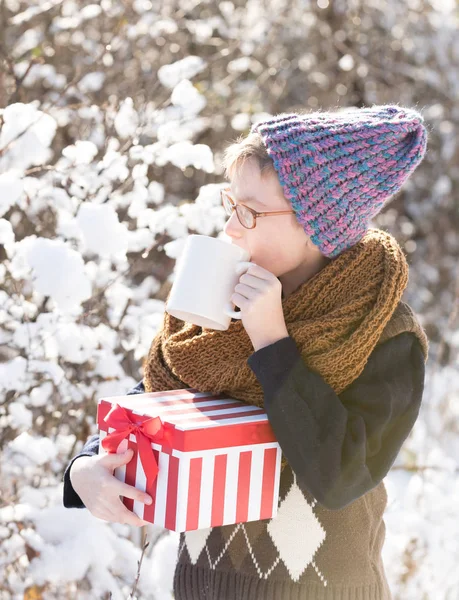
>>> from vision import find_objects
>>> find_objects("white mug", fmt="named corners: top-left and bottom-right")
top-left (165, 234), bottom-right (256, 331)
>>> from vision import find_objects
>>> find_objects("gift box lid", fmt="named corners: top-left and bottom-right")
top-left (97, 388), bottom-right (278, 454)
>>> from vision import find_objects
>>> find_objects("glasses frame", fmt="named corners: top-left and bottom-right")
top-left (220, 187), bottom-right (295, 229)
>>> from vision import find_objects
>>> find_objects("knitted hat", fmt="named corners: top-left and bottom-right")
top-left (250, 104), bottom-right (428, 259)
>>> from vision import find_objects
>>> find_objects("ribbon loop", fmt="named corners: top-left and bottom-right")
top-left (101, 403), bottom-right (165, 497)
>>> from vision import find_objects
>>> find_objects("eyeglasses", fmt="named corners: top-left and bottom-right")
top-left (220, 187), bottom-right (295, 229)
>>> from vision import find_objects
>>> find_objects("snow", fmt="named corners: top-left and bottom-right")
top-left (163, 140), bottom-right (215, 173)
top-left (171, 79), bottom-right (207, 118)
top-left (10, 236), bottom-right (92, 313)
top-left (114, 97), bottom-right (139, 139)
top-left (14, 63), bottom-right (67, 89)
top-left (157, 56), bottom-right (207, 89)
top-left (383, 459), bottom-right (459, 598)
top-left (0, 356), bottom-right (28, 393)
top-left (7, 401), bottom-right (33, 430)
top-left (0, 218), bottom-right (15, 254)
top-left (0, 3), bottom-right (457, 598)
top-left (0, 103), bottom-right (57, 171)
top-left (27, 382), bottom-right (55, 408)
top-left (62, 140), bottom-right (99, 165)
top-left (9, 432), bottom-right (59, 466)
top-left (76, 202), bottom-right (129, 258)
top-left (78, 72), bottom-right (106, 93)
top-left (0, 171), bottom-right (24, 216)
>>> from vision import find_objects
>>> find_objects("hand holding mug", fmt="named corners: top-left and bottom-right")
top-left (229, 262), bottom-right (288, 348)
top-left (166, 235), bottom-right (256, 331)
top-left (224, 260), bottom-right (257, 318)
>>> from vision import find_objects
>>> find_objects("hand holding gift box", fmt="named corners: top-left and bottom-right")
top-left (98, 402), bottom-right (171, 501)
top-left (97, 388), bottom-right (282, 532)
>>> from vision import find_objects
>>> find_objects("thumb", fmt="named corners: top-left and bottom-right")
top-left (103, 448), bottom-right (134, 466)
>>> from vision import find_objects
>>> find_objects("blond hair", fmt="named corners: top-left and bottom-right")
top-left (220, 132), bottom-right (276, 181)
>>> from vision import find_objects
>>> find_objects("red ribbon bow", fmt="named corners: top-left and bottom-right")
top-left (101, 403), bottom-right (172, 497)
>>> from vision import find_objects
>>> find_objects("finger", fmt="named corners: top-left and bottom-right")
top-left (235, 282), bottom-right (261, 296)
top-left (116, 503), bottom-right (150, 528)
top-left (99, 448), bottom-right (134, 469)
top-left (234, 283), bottom-right (255, 298)
top-left (244, 263), bottom-right (271, 279)
top-left (231, 292), bottom-right (248, 306)
top-left (114, 480), bottom-right (153, 506)
top-left (238, 274), bottom-right (265, 289)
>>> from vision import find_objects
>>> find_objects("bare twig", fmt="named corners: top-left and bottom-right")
top-left (128, 536), bottom-right (150, 600)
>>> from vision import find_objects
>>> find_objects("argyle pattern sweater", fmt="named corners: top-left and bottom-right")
top-left (63, 331), bottom-right (425, 600)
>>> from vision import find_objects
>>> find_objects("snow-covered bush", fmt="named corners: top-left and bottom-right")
top-left (0, 0), bottom-right (458, 598)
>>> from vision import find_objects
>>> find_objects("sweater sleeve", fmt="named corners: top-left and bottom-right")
top-left (246, 332), bottom-right (425, 511)
top-left (62, 379), bottom-right (146, 509)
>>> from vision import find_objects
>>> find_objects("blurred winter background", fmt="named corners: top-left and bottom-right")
top-left (0, 0), bottom-right (458, 598)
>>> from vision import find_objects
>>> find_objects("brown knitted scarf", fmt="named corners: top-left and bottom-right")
top-left (143, 228), bottom-right (429, 471)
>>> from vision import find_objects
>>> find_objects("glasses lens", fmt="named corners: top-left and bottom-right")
top-left (236, 205), bottom-right (255, 228)
top-left (222, 190), bottom-right (233, 215)
top-left (221, 190), bottom-right (255, 228)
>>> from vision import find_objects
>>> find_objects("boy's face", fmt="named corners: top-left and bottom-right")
top-left (223, 157), bottom-right (327, 294)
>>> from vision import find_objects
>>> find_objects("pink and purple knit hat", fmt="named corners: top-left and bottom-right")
top-left (250, 104), bottom-right (428, 259)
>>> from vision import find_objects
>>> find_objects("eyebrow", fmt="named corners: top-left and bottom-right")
top-left (229, 190), bottom-right (265, 207)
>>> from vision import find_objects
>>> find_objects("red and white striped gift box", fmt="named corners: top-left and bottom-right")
top-left (97, 388), bottom-right (282, 532)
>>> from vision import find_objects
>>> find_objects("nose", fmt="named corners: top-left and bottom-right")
top-left (223, 209), bottom-right (244, 239)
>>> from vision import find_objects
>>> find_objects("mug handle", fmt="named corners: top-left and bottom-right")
top-left (223, 261), bottom-right (257, 319)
